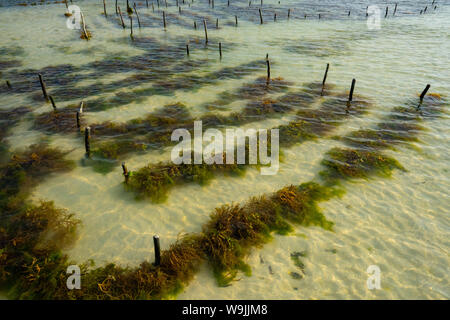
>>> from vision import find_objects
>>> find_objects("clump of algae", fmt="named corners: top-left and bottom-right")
top-left (201, 182), bottom-right (341, 286)
top-left (319, 147), bottom-right (405, 185)
top-left (33, 106), bottom-right (84, 134)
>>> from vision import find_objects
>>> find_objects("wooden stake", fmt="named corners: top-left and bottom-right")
top-left (419, 84), bottom-right (431, 104)
top-left (115, 0), bottom-right (118, 14)
top-left (146, 0), bottom-right (148, 8)
top-left (348, 78), bottom-right (356, 106)
top-left (129, 15), bottom-right (134, 39)
top-left (6, 80), bottom-right (12, 89)
top-left (118, 6), bottom-right (125, 28)
top-left (122, 162), bottom-right (130, 183)
top-left (235, 15), bottom-right (238, 26)
top-left (259, 8), bottom-right (263, 24)
top-left (163, 11), bottom-right (166, 29)
top-left (194, 21), bottom-right (197, 29)
top-left (80, 12), bottom-right (89, 40)
top-left (186, 44), bottom-right (189, 56)
top-left (393, 3), bottom-right (397, 16)
top-left (266, 56), bottom-right (270, 84)
top-left (103, 0), bottom-right (107, 17)
top-left (385, 6), bottom-right (388, 18)
top-left (38, 73), bottom-right (48, 100)
top-left (84, 127), bottom-right (91, 157)
top-left (274, 13), bottom-right (276, 21)
top-left (288, 8), bottom-right (290, 19)
top-left (216, 18), bottom-right (218, 28)
top-left (49, 95), bottom-right (57, 110)
top-left (76, 111), bottom-right (81, 129)
top-left (127, 0), bottom-right (133, 14)
top-left (321, 63), bottom-right (329, 96)
top-left (219, 42), bottom-right (222, 59)
top-left (134, 3), bottom-right (141, 28)
top-left (203, 19), bottom-right (208, 44)
top-left (153, 235), bottom-right (161, 266)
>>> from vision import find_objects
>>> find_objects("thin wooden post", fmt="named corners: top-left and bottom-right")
top-left (194, 21), bottom-right (197, 29)
top-left (153, 235), bottom-right (161, 266)
top-left (274, 13), bottom-right (276, 21)
top-left (235, 15), bottom-right (238, 26)
top-left (321, 63), bottom-right (329, 96)
top-left (203, 19), bottom-right (208, 44)
top-left (84, 127), bottom-right (91, 157)
top-left (163, 11), bottom-right (166, 29)
top-left (122, 162), bottom-right (130, 183)
top-left (118, 6), bottom-right (125, 28)
top-left (134, 3), bottom-right (141, 28)
top-left (81, 12), bottom-right (89, 40)
top-left (38, 73), bottom-right (48, 100)
top-left (115, 0), bottom-right (118, 14)
top-left (266, 56), bottom-right (270, 84)
top-left (385, 6), bottom-right (388, 18)
top-left (419, 84), bottom-right (431, 104)
top-left (216, 18), bottom-right (218, 28)
top-left (49, 95), bottom-right (57, 110)
top-left (288, 8), bottom-right (290, 19)
top-left (6, 80), bottom-right (12, 89)
top-left (393, 3), bottom-right (397, 16)
top-left (129, 15), bottom-right (134, 39)
top-left (146, 0), bottom-right (148, 8)
top-left (127, 0), bottom-right (133, 14)
top-left (348, 78), bottom-right (356, 105)
top-left (103, 0), bottom-right (107, 17)
top-left (186, 44), bottom-right (189, 56)
top-left (219, 42), bottom-right (222, 59)
top-left (259, 8), bottom-right (263, 24)
top-left (76, 111), bottom-right (81, 128)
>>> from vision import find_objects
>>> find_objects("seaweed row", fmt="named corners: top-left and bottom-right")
top-left (30, 59), bottom-right (268, 137)
top-left (319, 94), bottom-right (446, 185)
top-left (125, 89), bottom-right (369, 202)
top-left (0, 92), bottom-right (445, 299)
top-left (82, 79), bottom-right (336, 174)
top-left (0, 106), bottom-right (31, 162)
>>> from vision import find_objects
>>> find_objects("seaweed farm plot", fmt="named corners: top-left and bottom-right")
top-left (0, 0), bottom-right (449, 301)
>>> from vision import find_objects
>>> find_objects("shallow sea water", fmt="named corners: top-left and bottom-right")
top-left (0, 0), bottom-right (449, 299)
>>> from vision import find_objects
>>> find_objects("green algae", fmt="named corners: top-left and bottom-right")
top-left (319, 147), bottom-right (406, 185)
top-left (201, 182), bottom-right (340, 286)
top-left (123, 92), bottom-right (371, 202)
top-left (33, 106), bottom-right (84, 134)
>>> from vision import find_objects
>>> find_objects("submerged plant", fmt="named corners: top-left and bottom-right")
top-left (319, 147), bottom-right (406, 185)
top-left (201, 182), bottom-right (340, 286)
